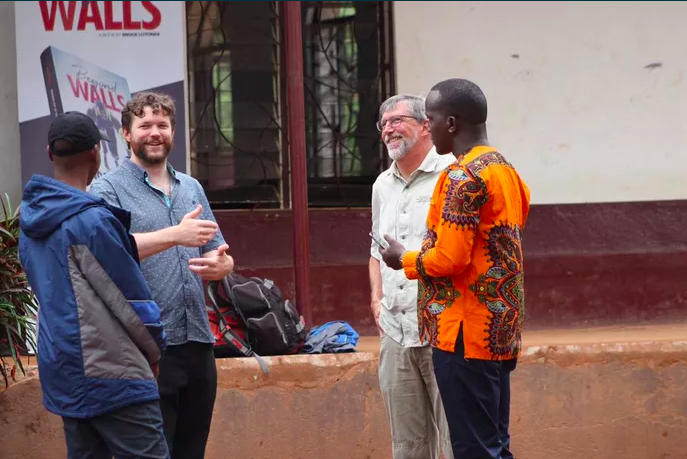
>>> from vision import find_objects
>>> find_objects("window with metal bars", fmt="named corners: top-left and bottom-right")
top-left (186, 1), bottom-right (395, 209)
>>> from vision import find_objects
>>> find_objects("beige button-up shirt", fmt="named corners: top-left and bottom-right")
top-left (370, 147), bottom-right (456, 347)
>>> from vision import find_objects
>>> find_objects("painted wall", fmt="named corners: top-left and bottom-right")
top-left (4, 1), bottom-right (687, 208)
top-left (394, 1), bottom-right (687, 205)
top-left (0, 2), bottom-right (21, 209)
top-left (215, 203), bottom-right (687, 335)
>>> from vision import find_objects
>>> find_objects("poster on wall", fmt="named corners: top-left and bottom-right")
top-left (15, 1), bottom-right (187, 184)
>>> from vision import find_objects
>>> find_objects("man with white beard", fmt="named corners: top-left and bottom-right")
top-left (369, 95), bottom-right (455, 459)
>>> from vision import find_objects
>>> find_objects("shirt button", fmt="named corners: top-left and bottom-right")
top-left (401, 235), bottom-right (407, 240)
top-left (399, 285), bottom-right (404, 290)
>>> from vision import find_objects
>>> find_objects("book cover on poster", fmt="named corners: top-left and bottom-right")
top-left (41, 46), bottom-right (131, 177)
top-left (15, 1), bottom-right (186, 183)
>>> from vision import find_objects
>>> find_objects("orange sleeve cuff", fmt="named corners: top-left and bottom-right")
top-left (402, 250), bottom-right (420, 280)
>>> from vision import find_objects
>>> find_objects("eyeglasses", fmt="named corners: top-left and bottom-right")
top-left (376, 115), bottom-right (417, 132)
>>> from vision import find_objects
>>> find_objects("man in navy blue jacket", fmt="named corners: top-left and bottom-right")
top-left (19, 112), bottom-right (170, 459)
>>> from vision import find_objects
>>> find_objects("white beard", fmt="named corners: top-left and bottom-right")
top-left (385, 133), bottom-right (419, 161)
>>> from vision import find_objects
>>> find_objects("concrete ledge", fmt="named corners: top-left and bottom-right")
top-left (215, 351), bottom-right (378, 389)
top-left (0, 376), bottom-right (65, 459)
top-left (512, 343), bottom-right (687, 458)
top-left (209, 352), bottom-right (388, 459)
top-left (2, 325), bottom-right (687, 459)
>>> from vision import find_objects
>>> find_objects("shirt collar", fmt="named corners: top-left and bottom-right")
top-left (417, 146), bottom-right (442, 173)
top-left (123, 158), bottom-right (178, 182)
top-left (390, 146), bottom-right (442, 179)
top-left (458, 145), bottom-right (496, 165)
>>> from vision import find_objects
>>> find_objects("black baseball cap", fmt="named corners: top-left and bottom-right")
top-left (48, 111), bottom-right (110, 156)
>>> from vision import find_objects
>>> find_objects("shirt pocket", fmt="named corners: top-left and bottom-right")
top-left (377, 200), bottom-right (394, 239)
top-left (173, 190), bottom-right (200, 224)
top-left (380, 296), bottom-right (393, 311)
top-left (413, 196), bottom-right (432, 237)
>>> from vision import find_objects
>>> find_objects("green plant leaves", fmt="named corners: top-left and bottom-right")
top-left (0, 194), bottom-right (37, 389)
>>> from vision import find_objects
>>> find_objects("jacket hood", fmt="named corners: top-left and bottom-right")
top-left (20, 175), bottom-right (105, 239)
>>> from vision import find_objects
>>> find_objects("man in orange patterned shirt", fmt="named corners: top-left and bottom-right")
top-left (381, 78), bottom-right (530, 459)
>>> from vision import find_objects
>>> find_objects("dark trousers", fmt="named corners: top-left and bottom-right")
top-left (432, 329), bottom-right (517, 459)
top-left (157, 341), bottom-right (218, 459)
top-left (62, 401), bottom-right (169, 459)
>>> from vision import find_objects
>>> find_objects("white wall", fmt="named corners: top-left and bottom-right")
top-left (0, 1), bottom-right (21, 210)
top-left (394, 1), bottom-right (687, 205)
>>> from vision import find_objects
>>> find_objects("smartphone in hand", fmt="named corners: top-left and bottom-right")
top-left (369, 231), bottom-right (390, 250)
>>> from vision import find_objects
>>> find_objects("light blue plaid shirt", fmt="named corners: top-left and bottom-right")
top-left (89, 159), bottom-right (225, 345)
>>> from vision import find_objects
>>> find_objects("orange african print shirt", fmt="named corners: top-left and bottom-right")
top-left (401, 146), bottom-right (531, 360)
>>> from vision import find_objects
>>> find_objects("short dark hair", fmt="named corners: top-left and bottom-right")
top-left (121, 91), bottom-right (176, 132)
top-left (429, 79), bottom-right (488, 125)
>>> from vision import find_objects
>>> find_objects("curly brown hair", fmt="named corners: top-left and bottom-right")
top-left (121, 91), bottom-right (176, 132)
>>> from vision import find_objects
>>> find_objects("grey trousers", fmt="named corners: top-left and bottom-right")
top-left (62, 401), bottom-right (170, 459)
top-left (378, 335), bottom-right (454, 459)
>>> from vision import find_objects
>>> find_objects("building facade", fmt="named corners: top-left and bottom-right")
top-left (2, 1), bottom-right (686, 333)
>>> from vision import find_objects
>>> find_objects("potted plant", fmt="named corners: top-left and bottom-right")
top-left (0, 193), bottom-right (38, 389)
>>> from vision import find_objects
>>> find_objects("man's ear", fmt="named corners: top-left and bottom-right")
top-left (122, 128), bottom-right (132, 151)
top-left (420, 119), bottom-right (431, 136)
top-left (447, 116), bottom-right (458, 133)
top-left (90, 145), bottom-right (100, 161)
top-left (46, 145), bottom-right (53, 162)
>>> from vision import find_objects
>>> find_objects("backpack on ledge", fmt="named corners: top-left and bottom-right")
top-left (207, 273), bottom-right (308, 357)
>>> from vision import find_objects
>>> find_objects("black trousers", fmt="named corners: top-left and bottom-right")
top-left (62, 401), bottom-right (169, 459)
top-left (433, 328), bottom-right (517, 459)
top-left (157, 342), bottom-right (217, 459)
